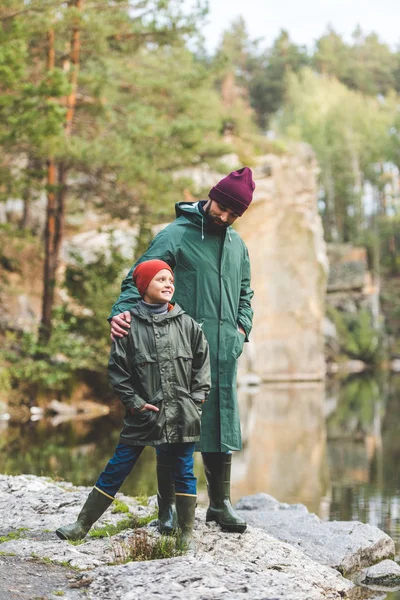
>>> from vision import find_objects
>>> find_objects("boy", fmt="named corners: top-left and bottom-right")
top-left (56, 259), bottom-right (211, 549)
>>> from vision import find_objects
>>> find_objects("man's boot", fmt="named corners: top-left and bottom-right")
top-left (202, 453), bottom-right (247, 533)
top-left (175, 494), bottom-right (197, 551)
top-left (156, 457), bottom-right (178, 535)
top-left (55, 487), bottom-right (114, 541)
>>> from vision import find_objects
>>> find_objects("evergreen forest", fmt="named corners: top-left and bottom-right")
top-left (1, 1), bottom-right (400, 398)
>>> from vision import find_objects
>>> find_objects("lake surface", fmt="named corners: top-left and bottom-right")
top-left (2, 372), bottom-right (400, 596)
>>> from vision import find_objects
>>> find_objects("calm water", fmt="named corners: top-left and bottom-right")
top-left (2, 373), bottom-right (400, 597)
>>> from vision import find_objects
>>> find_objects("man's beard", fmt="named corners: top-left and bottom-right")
top-left (204, 203), bottom-right (228, 231)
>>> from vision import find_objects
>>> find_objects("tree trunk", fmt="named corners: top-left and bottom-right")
top-left (20, 185), bottom-right (31, 230)
top-left (323, 162), bottom-right (338, 242)
top-left (135, 203), bottom-right (153, 260)
top-left (39, 158), bottom-right (57, 342)
top-left (39, 28), bottom-right (56, 343)
top-left (39, 2), bottom-right (82, 343)
top-left (379, 163), bottom-right (387, 216)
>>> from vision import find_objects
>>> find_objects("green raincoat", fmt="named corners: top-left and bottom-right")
top-left (108, 302), bottom-right (210, 446)
top-left (109, 201), bottom-right (254, 452)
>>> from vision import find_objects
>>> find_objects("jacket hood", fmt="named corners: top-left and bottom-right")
top-left (175, 201), bottom-right (233, 242)
top-left (175, 201), bottom-right (204, 223)
top-left (131, 302), bottom-right (185, 322)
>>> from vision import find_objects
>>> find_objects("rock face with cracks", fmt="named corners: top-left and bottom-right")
top-left (0, 474), bottom-right (397, 599)
top-left (236, 146), bottom-right (328, 382)
top-left (235, 493), bottom-right (395, 576)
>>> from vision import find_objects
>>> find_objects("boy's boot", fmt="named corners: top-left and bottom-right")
top-left (202, 453), bottom-right (247, 533)
top-left (175, 494), bottom-right (197, 551)
top-left (156, 457), bottom-right (178, 534)
top-left (55, 487), bottom-right (113, 541)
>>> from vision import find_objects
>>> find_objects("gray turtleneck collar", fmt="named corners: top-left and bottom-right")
top-left (139, 300), bottom-right (169, 315)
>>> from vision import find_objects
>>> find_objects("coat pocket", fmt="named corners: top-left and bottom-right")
top-left (132, 352), bottom-right (157, 369)
top-left (136, 388), bottom-right (163, 421)
top-left (232, 331), bottom-right (246, 359)
top-left (175, 386), bottom-right (201, 437)
top-left (131, 352), bottom-right (159, 395)
top-left (172, 346), bottom-right (193, 386)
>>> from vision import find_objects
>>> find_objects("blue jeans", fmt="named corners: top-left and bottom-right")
top-left (96, 442), bottom-right (196, 498)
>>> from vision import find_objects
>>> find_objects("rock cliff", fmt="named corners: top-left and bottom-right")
top-left (236, 144), bottom-right (328, 381)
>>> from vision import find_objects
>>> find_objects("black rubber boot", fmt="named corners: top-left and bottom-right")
top-left (156, 457), bottom-right (178, 535)
top-left (55, 487), bottom-right (114, 541)
top-left (202, 453), bottom-right (247, 533)
top-left (175, 494), bottom-right (197, 551)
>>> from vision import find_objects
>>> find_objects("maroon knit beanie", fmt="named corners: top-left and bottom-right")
top-left (133, 260), bottom-right (173, 298)
top-left (208, 167), bottom-right (255, 216)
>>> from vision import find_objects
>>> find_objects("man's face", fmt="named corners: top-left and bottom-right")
top-left (204, 199), bottom-right (240, 228)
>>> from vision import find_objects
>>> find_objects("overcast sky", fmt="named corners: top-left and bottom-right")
top-left (202, 0), bottom-right (400, 53)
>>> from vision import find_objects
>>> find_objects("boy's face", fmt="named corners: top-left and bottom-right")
top-left (144, 269), bottom-right (174, 304)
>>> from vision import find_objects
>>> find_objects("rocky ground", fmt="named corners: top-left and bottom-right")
top-left (1, 475), bottom-right (400, 600)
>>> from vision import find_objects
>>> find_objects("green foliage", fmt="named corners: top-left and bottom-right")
top-left (0, 0), bottom-right (223, 214)
top-left (1, 0), bottom-right (229, 344)
top-left (374, 216), bottom-right (400, 276)
top-left (63, 242), bottom-right (129, 341)
top-left (88, 510), bottom-right (157, 538)
top-left (276, 68), bottom-right (396, 242)
top-left (0, 528), bottom-right (28, 543)
top-left (0, 224), bottom-right (37, 290)
top-left (0, 239), bottom-right (130, 394)
top-left (31, 553), bottom-right (83, 570)
top-left (379, 276), bottom-right (400, 356)
top-left (247, 30), bottom-right (309, 129)
top-left (111, 530), bottom-right (182, 563)
top-left (327, 374), bottom-right (382, 434)
top-left (134, 494), bottom-right (150, 507)
top-left (112, 500), bottom-right (130, 514)
top-left (327, 305), bottom-right (384, 364)
top-left (0, 366), bottom-right (11, 394)
top-left (312, 27), bottom-right (397, 97)
top-left (2, 325), bottom-right (98, 394)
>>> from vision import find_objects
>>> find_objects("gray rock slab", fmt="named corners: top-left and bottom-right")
top-left (359, 559), bottom-right (400, 586)
top-left (0, 475), bottom-right (353, 600)
top-left (236, 493), bottom-right (395, 576)
top-left (0, 474), bottom-right (154, 534)
top-left (0, 554), bottom-right (85, 600)
top-left (85, 524), bottom-right (353, 600)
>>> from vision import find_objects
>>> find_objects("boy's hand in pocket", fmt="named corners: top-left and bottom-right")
top-left (131, 404), bottom-right (159, 415)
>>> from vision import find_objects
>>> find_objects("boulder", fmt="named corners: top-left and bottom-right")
top-left (236, 493), bottom-right (395, 576)
top-left (358, 559), bottom-right (400, 587)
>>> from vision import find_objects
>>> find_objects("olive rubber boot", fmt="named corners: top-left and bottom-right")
top-left (175, 494), bottom-right (197, 551)
top-left (156, 458), bottom-right (178, 535)
top-left (55, 487), bottom-right (114, 541)
top-left (202, 453), bottom-right (247, 533)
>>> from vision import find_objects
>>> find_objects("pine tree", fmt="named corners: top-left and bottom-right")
top-left (1, 0), bottom-right (226, 342)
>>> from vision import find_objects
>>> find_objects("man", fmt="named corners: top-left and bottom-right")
top-left (109, 167), bottom-right (254, 533)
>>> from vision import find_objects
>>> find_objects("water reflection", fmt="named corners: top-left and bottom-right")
top-left (232, 374), bottom-right (400, 556)
top-left (327, 374), bottom-right (400, 553)
top-left (233, 382), bottom-right (329, 515)
top-left (2, 373), bottom-right (400, 556)
top-left (0, 406), bottom-right (159, 497)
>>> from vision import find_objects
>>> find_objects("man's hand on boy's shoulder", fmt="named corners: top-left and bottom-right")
top-left (110, 311), bottom-right (131, 341)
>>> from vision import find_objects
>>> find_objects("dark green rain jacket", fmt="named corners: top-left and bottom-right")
top-left (109, 201), bottom-right (254, 452)
top-left (108, 302), bottom-right (210, 446)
